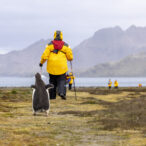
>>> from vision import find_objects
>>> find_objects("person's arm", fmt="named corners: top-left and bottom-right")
top-left (40, 45), bottom-right (51, 64)
top-left (66, 46), bottom-right (73, 61)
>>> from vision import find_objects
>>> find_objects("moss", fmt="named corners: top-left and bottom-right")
top-left (11, 90), bottom-right (17, 94)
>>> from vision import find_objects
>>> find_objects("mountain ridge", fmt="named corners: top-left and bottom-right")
top-left (79, 50), bottom-right (146, 77)
top-left (1, 25), bottom-right (146, 76)
top-left (73, 25), bottom-right (146, 72)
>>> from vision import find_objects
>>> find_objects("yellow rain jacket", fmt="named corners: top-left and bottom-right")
top-left (67, 72), bottom-right (75, 84)
top-left (114, 80), bottom-right (118, 87)
top-left (40, 31), bottom-right (73, 75)
top-left (108, 80), bottom-right (112, 87)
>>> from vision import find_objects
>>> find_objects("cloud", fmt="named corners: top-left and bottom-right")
top-left (0, 0), bottom-right (146, 53)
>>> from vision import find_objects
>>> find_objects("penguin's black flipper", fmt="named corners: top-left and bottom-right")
top-left (45, 84), bottom-right (54, 89)
top-left (31, 85), bottom-right (36, 89)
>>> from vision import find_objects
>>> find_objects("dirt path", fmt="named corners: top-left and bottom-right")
top-left (0, 87), bottom-right (146, 145)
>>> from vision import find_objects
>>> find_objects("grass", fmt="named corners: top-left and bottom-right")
top-left (0, 87), bottom-right (146, 145)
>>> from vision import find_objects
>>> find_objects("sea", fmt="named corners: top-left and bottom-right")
top-left (0, 76), bottom-right (146, 87)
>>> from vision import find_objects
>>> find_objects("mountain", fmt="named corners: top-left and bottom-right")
top-left (73, 25), bottom-right (146, 72)
top-left (0, 39), bottom-right (51, 76)
top-left (1, 25), bottom-right (146, 76)
top-left (79, 50), bottom-right (146, 77)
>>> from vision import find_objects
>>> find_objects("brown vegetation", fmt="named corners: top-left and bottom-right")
top-left (0, 87), bottom-right (146, 145)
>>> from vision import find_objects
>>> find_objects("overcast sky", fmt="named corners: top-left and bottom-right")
top-left (0, 0), bottom-right (146, 54)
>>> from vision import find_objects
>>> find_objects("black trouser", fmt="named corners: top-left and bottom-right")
top-left (49, 73), bottom-right (66, 99)
top-left (69, 84), bottom-right (72, 90)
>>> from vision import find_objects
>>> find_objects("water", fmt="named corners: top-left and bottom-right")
top-left (0, 76), bottom-right (146, 87)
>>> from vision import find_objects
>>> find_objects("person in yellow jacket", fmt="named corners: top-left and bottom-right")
top-left (66, 72), bottom-right (75, 90)
top-left (138, 83), bottom-right (142, 87)
top-left (114, 80), bottom-right (119, 88)
top-left (108, 79), bottom-right (112, 89)
top-left (39, 30), bottom-right (73, 100)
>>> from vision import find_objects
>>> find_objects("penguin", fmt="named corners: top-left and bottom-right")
top-left (31, 73), bottom-right (54, 116)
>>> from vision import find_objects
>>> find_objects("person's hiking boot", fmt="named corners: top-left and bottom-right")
top-left (59, 93), bottom-right (66, 100)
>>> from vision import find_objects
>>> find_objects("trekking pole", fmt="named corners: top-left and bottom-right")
top-left (70, 61), bottom-right (77, 100)
top-left (40, 66), bottom-right (42, 76)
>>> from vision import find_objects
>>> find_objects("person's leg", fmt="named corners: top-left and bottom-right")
top-left (69, 84), bottom-right (72, 90)
top-left (49, 74), bottom-right (57, 100)
top-left (57, 73), bottom-right (66, 99)
top-left (70, 84), bottom-right (72, 90)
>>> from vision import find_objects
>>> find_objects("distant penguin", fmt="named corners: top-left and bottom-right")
top-left (31, 73), bottom-right (54, 116)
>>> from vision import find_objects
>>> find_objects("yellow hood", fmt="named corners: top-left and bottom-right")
top-left (54, 30), bottom-right (63, 40)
